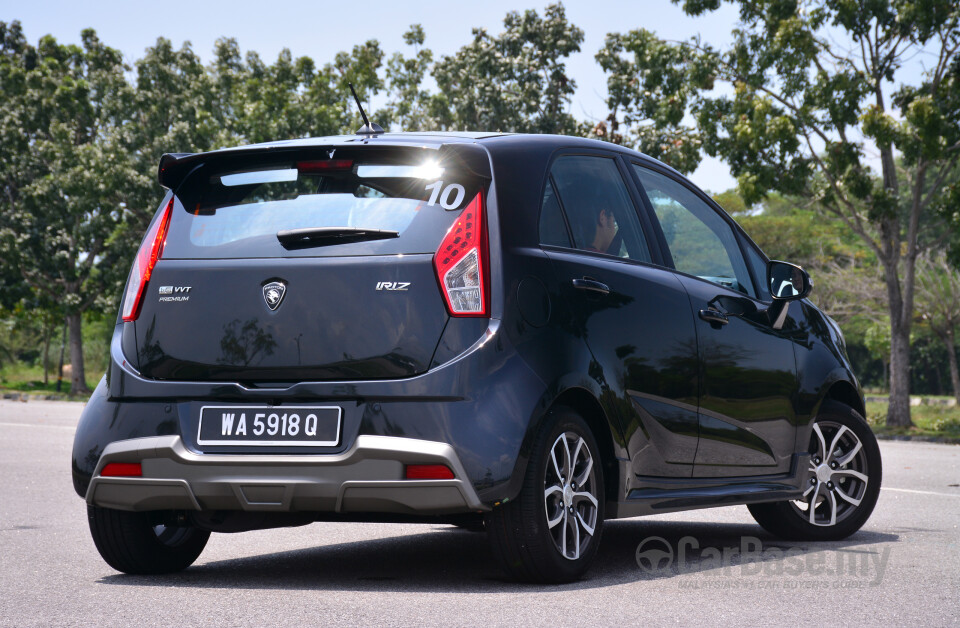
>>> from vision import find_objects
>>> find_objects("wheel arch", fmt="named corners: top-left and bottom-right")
top-left (822, 379), bottom-right (866, 419)
top-left (492, 382), bottom-right (622, 508)
top-left (551, 387), bottom-right (621, 504)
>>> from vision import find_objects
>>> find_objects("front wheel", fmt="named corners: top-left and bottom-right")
top-left (88, 506), bottom-right (210, 574)
top-left (485, 407), bottom-right (605, 583)
top-left (748, 401), bottom-right (882, 541)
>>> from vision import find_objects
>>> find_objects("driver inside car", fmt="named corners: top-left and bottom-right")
top-left (585, 207), bottom-right (619, 254)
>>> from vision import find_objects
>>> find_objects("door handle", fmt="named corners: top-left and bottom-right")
top-left (699, 308), bottom-right (729, 326)
top-left (572, 278), bottom-right (610, 295)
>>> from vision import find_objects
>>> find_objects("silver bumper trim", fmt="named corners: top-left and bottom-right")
top-left (86, 435), bottom-right (487, 515)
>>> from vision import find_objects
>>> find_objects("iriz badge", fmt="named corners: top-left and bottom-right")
top-left (376, 282), bottom-right (410, 291)
top-left (262, 281), bottom-right (287, 310)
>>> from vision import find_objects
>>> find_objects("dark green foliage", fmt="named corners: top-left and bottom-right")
top-left (429, 4), bottom-right (585, 134)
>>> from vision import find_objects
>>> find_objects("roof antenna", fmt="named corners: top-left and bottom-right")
top-left (349, 83), bottom-right (383, 136)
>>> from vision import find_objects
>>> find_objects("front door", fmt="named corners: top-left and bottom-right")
top-left (631, 164), bottom-right (799, 477)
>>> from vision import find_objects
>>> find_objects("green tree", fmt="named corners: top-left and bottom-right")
top-left (915, 252), bottom-right (960, 402)
top-left (595, 28), bottom-right (709, 173)
top-left (711, 189), bottom-right (751, 215)
top-left (0, 23), bottom-right (131, 394)
top-left (219, 39), bottom-right (384, 144)
top-left (429, 3), bottom-right (584, 134)
top-left (598, 1), bottom-right (960, 426)
top-left (384, 25), bottom-right (435, 131)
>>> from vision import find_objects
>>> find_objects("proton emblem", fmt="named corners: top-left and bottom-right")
top-left (262, 281), bottom-right (287, 311)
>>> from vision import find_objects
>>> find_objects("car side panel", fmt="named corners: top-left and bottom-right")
top-left (791, 301), bottom-right (865, 451)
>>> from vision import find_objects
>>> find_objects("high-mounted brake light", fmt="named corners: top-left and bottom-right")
top-left (121, 198), bottom-right (173, 322)
top-left (101, 462), bottom-right (142, 477)
top-left (433, 192), bottom-right (489, 317)
top-left (297, 159), bottom-right (354, 173)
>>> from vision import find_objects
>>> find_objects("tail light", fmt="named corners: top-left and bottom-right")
top-left (121, 198), bottom-right (173, 322)
top-left (433, 191), bottom-right (489, 317)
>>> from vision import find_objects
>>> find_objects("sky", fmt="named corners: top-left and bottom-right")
top-left (1, 0), bottom-right (908, 194)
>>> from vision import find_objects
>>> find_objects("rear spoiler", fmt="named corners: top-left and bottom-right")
top-left (157, 152), bottom-right (198, 190)
top-left (157, 141), bottom-right (493, 191)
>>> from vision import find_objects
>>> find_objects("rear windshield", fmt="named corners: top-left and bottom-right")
top-left (163, 148), bottom-right (488, 259)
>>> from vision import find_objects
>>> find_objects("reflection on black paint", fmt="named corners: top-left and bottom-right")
top-left (137, 317), bottom-right (165, 371)
top-left (216, 318), bottom-right (277, 367)
top-left (698, 414), bottom-right (775, 458)
top-left (680, 274), bottom-right (801, 475)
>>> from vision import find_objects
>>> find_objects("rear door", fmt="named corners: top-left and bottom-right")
top-left (631, 163), bottom-right (799, 477)
top-left (134, 147), bottom-right (488, 383)
top-left (539, 152), bottom-right (700, 478)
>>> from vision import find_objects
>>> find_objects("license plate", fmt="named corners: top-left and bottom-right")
top-left (197, 406), bottom-right (341, 446)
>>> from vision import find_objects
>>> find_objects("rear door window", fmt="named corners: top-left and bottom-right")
top-left (544, 155), bottom-right (651, 262)
top-left (163, 150), bottom-right (487, 259)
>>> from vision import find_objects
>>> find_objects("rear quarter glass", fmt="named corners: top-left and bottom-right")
top-left (163, 149), bottom-right (489, 259)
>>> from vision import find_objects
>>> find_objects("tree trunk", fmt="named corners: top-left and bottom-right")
top-left (945, 327), bottom-right (960, 405)
top-left (42, 320), bottom-right (51, 386)
top-left (66, 312), bottom-right (89, 395)
top-left (879, 238), bottom-right (917, 428)
top-left (56, 322), bottom-right (66, 393)
top-left (887, 322), bottom-right (913, 427)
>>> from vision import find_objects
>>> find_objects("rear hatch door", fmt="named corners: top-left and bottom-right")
top-left (133, 144), bottom-right (489, 382)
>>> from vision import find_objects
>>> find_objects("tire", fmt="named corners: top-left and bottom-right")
top-left (87, 506), bottom-right (210, 574)
top-left (485, 406), bottom-right (605, 583)
top-left (748, 401), bottom-right (882, 541)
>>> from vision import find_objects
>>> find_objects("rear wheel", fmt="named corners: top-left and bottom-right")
top-left (88, 506), bottom-right (210, 574)
top-left (748, 401), bottom-right (882, 541)
top-left (485, 407), bottom-right (604, 583)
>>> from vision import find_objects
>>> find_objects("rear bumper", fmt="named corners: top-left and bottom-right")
top-left (86, 434), bottom-right (487, 516)
top-left (75, 316), bottom-right (548, 508)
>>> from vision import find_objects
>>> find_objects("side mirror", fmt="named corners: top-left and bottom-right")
top-left (767, 260), bottom-right (812, 301)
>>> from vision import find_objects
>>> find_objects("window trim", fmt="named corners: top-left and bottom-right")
top-left (739, 233), bottom-right (774, 304)
top-left (535, 147), bottom-right (666, 267)
top-left (542, 173), bottom-right (575, 247)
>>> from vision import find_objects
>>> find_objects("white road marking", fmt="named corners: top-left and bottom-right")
top-left (882, 487), bottom-right (960, 498)
top-left (0, 421), bottom-right (75, 431)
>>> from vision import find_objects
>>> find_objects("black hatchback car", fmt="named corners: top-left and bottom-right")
top-left (72, 131), bottom-right (881, 583)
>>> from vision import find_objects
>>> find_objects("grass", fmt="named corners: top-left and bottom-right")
top-left (866, 400), bottom-right (960, 441)
top-left (0, 362), bottom-right (97, 399)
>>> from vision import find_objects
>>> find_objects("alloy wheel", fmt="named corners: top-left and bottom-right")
top-left (791, 420), bottom-right (870, 527)
top-left (543, 431), bottom-right (600, 560)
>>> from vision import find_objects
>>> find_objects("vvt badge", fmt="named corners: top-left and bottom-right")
top-left (262, 281), bottom-right (287, 311)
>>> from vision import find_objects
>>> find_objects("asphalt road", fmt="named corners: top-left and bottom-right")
top-left (1, 399), bottom-right (958, 627)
